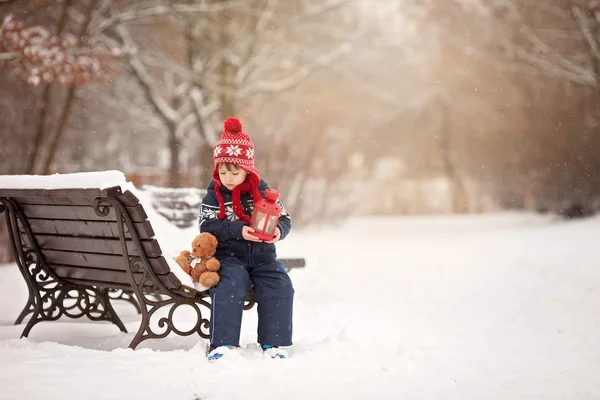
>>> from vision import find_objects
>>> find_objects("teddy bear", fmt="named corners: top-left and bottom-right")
top-left (175, 232), bottom-right (221, 289)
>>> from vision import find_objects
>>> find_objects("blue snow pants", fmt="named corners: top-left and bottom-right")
top-left (209, 256), bottom-right (294, 348)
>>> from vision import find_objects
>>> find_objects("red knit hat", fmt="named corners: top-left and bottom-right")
top-left (212, 117), bottom-right (262, 222)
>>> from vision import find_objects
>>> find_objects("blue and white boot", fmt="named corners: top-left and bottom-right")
top-left (261, 344), bottom-right (288, 359)
top-left (207, 345), bottom-right (233, 361)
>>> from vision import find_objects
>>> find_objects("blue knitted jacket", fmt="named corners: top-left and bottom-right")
top-left (198, 179), bottom-right (291, 264)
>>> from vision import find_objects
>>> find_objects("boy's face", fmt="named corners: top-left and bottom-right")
top-left (218, 164), bottom-right (248, 190)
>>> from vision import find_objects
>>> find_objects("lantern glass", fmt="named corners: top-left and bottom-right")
top-left (253, 211), bottom-right (267, 232)
top-left (266, 215), bottom-right (278, 235)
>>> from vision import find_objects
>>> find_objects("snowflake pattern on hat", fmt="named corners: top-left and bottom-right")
top-left (211, 117), bottom-right (263, 223)
top-left (213, 117), bottom-right (256, 169)
top-left (226, 145), bottom-right (242, 157)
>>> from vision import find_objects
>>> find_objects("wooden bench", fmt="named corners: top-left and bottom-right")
top-left (0, 185), bottom-right (305, 349)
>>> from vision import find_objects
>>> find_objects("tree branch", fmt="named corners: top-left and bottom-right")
top-left (115, 25), bottom-right (179, 123)
top-left (0, 51), bottom-right (17, 61)
top-left (90, 1), bottom-right (245, 35)
top-left (238, 41), bottom-right (352, 98)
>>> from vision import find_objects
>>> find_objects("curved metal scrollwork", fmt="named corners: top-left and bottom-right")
top-left (244, 290), bottom-right (256, 311)
top-left (124, 255), bottom-right (212, 345)
top-left (107, 289), bottom-right (141, 314)
top-left (2, 190), bottom-right (234, 349)
top-left (146, 290), bottom-right (210, 339)
top-left (1, 198), bottom-right (127, 337)
top-left (93, 194), bottom-right (213, 348)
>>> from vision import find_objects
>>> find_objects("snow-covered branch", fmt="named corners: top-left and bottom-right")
top-left (189, 86), bottom-right (220, 143)
top-left (137, 53), bottom-right (197, 82)
top-left (115, 25), bottom-right (179, 123)
top-left (90, 1), bottom-right (245, 35)
top-left (510, 30), bottom-right (596, 85)
top-left (0, 0), bottom-right (55, 4)
top-left (0, 15), bottom-right (115, 86)
top-left (297, 0), bottom-right (360, 20)
top-left (0, 51), bottom-right (17, 61)
top-left (238, 41), bottom-right (352, 98)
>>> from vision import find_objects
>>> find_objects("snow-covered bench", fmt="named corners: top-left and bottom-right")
top-left (0, 171), bottom-right (305, 349)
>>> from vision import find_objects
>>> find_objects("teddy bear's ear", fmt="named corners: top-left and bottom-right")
top-left (204, 233), bottom-right (218, 248)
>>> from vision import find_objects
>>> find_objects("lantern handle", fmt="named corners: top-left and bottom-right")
top-left (264, 189), bottom-right (279, 202)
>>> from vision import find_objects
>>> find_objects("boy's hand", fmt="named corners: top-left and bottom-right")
top-left (265, 227), bottom-right (281, 244)
top-left (242, 226), bottom-right (262, 242)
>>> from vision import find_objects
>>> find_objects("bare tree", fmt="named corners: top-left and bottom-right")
top-left (88, 0), bottom-right (362, 187)
top-left (0, 1), bottom-right (116, 175)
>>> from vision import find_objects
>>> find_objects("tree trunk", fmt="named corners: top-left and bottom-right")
top-left (219, 11), bottom-right (235, 119)
top-left (42, 86), bottom-right (75, 174)
top-left (439, 99), bottom-right (468, 213)
top-left (200, 146), bottom-right (214, 183)
top-left (219, 58), bottom-right (235, 119)
top-left (25, 0), bottom-right (72, 175)
top-left (168, 121), bottom-right (181, 187)
top-left (290, 128), bottom-right (327, 219)
top-left (41, 0), bottom-right (100, 175)
top-left (184, 18), bottom-right (214, 184)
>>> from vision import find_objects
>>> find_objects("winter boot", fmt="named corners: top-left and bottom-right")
top-left (261, 344), bottom-right (288, 359)
top-left (207, 345), bottom-right (234, 361)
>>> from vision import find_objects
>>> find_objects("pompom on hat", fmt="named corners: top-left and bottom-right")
top-left (212, 117), bottom-right (262, 222)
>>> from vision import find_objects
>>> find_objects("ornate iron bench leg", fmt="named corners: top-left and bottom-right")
top-left (2, 199), bottom-right (128, 336)
top-left (14, 295), bottom-right (34, 325)
top-left (90, 288), bottom-right (128, 333)
top-left (107, 289), bottom-right (142, 314)
top-left (95, 195), bottom-right (212, 349)
top-left (21, 285), bottom-right (129, 337)
top-left (127, 290), bottom-right (212, 349)
top-left (14, 243), bottom-right (35, 325)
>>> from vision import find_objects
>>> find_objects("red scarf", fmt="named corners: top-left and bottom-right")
top-left (213, 175), bottom-right (262, 222)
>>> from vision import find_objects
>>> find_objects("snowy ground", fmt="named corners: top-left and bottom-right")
top-left (1, 212), bottom-right (600, 400)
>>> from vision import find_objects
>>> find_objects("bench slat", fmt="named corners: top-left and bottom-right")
top-left (35, 234), bottom-right (162, 257)
top-left (20, 203), bottom-right (147, 222)
top-left (50, 264), bottom-right (181, 290)
top-left (278, 258), bottom-right (306, 270)
top-left (68, 278), bottom-right (133, 292)
top-left (41, 249), bottom-right (170, 273)
top-left (23, 219), bottom-right (155, 239)
top-left (62, 274), bottom-right (182, 293)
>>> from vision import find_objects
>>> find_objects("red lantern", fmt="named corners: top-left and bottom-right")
top-left (250, 189), bottom-right (281, 241)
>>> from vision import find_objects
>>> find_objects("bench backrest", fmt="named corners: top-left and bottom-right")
top-left (0, 186), bottom-right (186, 295)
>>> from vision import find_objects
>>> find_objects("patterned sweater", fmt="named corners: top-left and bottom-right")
top-left (198, 179), bottom-right (291, 265)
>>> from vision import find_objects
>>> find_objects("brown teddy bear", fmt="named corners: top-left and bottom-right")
top-left (175, 232), bottom-right (221, 289)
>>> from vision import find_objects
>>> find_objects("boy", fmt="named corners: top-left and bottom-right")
top-left (198, 117), bottom-right (294, 360)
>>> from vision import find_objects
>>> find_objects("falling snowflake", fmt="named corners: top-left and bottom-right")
top-left (226, 145), bottom-right (242, 157)
top-left (246, 148), bottom-right (254, 159)
top-left (213, 146), bottom-right (223, 157)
